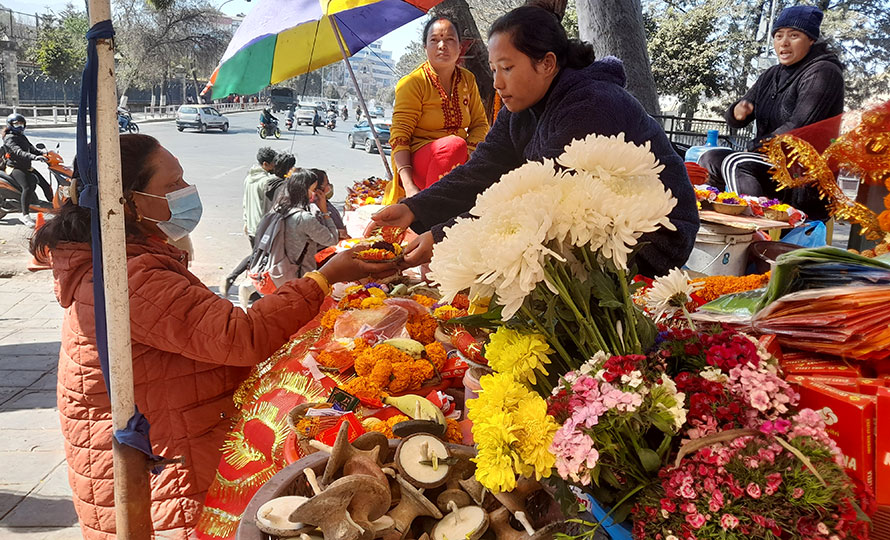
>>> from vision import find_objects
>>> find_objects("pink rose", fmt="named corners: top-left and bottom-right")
top-left (792, 487), bottom-right (804, 499)
top-left (720, 514), bottom-right (739, 530)
top-left (765, 473), bottom-right (782, 495)
top-left (679, 482), bottom-right (696, 499)
top-left (746, 482), bottom-right (761, 499)
top-left (708, 490), bottom-right (724, 512)
top-left (660, 498), bottom-right (676, 513)
top-left (685, 512), bottom-right (707, 529)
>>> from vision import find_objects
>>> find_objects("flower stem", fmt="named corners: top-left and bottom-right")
top-left (617, 269), bottom-right (641, 354)
top-left (521, 304), bottom-right (574, 375)
top-left (681, 304), bottom-right (697, 332)
top-left (545, 262), bottom-right (609, 354)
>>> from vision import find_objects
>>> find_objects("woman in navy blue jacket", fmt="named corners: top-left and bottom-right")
top-left (369, 5), bottom-right (698, 278)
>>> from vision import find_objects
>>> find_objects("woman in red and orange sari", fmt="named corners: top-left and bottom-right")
top-left (383, 15), bottom-right (490, 205)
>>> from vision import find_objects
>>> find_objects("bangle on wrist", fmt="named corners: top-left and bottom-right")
top-left (397, 164), bottom-right (413, 175)
top-left (304, 271), bottom-right (331, 296)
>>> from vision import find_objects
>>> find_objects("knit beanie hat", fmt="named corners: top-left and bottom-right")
top-left (772, 5), bottom-right (823, 40)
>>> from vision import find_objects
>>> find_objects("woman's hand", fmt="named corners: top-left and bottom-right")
top-left (364, 203), bottom-right (416, 236)
top-left (400, 170), bottom-right (420, 198)
top-left (314, 189), bottom-right (329, 213)
top-left (318, 248), bottom-right (398, 284)
top-left (733, 100), bottom-right (754, 122)
top-left (399, 230), bottom-right (434, 268)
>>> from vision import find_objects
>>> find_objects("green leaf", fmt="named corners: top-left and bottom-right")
top-left (598, 300), bottom-right (624, 309)
top-left (600, 466), bottom-right (623, 489)
top-left (636, 447), bottom-right (661, 473)
top-left (446, 304), bottom-right (504, 328)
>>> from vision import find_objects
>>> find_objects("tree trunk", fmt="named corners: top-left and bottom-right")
top-left (433, 0), bottom-right (496, 120)
top-left (576, 0), bottom-right (660, 115)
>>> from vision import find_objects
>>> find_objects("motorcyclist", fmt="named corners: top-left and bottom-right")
top-left (259, 107), bottom-right (278, 130)
top-left (285, 106), bottom-right (295, 129)
top-left (341, 105), bottom-right (348, 121)
top-left (2, 113), bottom-right (52, 227)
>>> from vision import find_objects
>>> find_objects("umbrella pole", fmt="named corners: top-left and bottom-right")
top-left (328, 16), bottom-right (393, 180)
top-left (88, 0), bottom-right (153, 537)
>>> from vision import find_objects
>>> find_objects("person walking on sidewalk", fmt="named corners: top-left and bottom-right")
top-left (312, 109), bottom-right (321, 135)
top-left (30, 133), bottom-right (394, 540)
top-left (221, 146), bottom-right (278, 297)
top-left (2, 113), bottom-right (52, 227)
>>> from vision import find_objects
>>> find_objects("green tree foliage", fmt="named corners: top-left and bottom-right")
top-left (394, 38), bottom-right (425, 79)
top-left (647, 4), bottom-right (724, 116)
top-left (29, 6), bottom-right (88, 88)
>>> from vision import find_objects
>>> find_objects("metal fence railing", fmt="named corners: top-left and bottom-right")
top-left (653, 115), bottom-right (754, 152)
top-left (3, 101), bottom-right (264, 125)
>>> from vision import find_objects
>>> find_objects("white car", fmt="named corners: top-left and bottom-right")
top-left (176, 105), bottom-right (230, 133)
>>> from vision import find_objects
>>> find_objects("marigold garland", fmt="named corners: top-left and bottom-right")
top-left (425, 342), bottom-right (447, 370)
top-left (691, 272), bottom-right (771, 302)
top-left (407, 313), bottom-right (438, 344)
top-left (412, 294), bottom-right (438, 308)
top-left (320, 308), bottom-right (343, 330)
top-left (445, 418), bottom-right (462, 444)
top-left (364, 414), bottom-right (409, 438)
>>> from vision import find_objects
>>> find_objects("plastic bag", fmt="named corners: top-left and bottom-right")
top-left (781, 221), bottom-right (826, 248)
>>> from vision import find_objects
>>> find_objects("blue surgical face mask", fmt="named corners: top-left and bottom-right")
top-left (134, 185), bottom-right (203, 241)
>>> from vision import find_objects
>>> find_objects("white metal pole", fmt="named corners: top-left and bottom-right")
top-left (328, 15), bottom-right (393, 180)
top-left (87, 0), bottom-right (153, 537)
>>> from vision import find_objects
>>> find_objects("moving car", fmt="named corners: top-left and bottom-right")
top-left (176, 105), bottom-right (230, 133)
top-left (368, 105), bottom-right (385, 118)
top-left (348, 120), bottom-right (390, 153)
top-left (295, 107), bottom-right (318, 126)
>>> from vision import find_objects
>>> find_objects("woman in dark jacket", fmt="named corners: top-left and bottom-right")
top-left (369, 4), bottom-right (698, 278)
top-left (3, 113), bottom-right (53, 226)
top-left (700, 5), bottom-right (843, 220)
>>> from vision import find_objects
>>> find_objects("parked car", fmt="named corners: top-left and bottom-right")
top-left (348, 120), bottom-right (390, 153)
top-left (367, 105), bottom-right (385, 118)
top-left (295, 107), bottom-right (318, 126)
top-left (176, 105), bottom-right (230, 133)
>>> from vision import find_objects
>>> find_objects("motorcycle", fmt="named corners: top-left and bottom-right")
top-left (257, 119), bottom-right (281, 139)
top-left (285, 116), bottom-right (294, 131)
top-left (341, 109), bottom-right (348, 121)
top-left (326, 112), bottom-right (337, 131)
top-left (0, 143), bottom-right (72, 220)
top-left (117, 109), bottom-right (139, 133)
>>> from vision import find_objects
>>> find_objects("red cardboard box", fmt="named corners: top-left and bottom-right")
top-left (786, 375), bottom-right (859, 392)
top-left (782, 359), bottom-right (863, 377)
top-left (798, 381), bottom-right (876, 490)
top-left (859, 378), bottom-right (885, 395)
top-left (877, 388), bottom-right (890, 505)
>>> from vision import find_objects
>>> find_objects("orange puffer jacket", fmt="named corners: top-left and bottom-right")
top-left (52, 239), bottom-right (325, 539)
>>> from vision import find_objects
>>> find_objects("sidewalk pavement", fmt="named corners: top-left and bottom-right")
top-left (0, 270), bottom-right (81, 539)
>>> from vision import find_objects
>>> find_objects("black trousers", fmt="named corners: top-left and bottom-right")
top-left (227, 235), bottom-right (256, 281)
top-left (9, 168), bottom-right (52, 217)
top-left (699, 148), bottom-right (828, 221)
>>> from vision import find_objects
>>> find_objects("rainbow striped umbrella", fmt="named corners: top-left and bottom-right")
top-left (210, 0), bottom-right (440, 98)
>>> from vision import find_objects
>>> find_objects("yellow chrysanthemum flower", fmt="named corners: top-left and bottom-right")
top-left (485, 327), bottom-right (552, 385)
top-left (466, 372), bottom-right (530, 424)
top-left (367, 287), bottom-right (387, 298)
top-left (512, 399), bottom-right (559, 479)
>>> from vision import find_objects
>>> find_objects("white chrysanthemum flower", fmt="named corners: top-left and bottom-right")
top-left (429, 202), bottom-right (563, 319)
top-left (472, 160), bottom-right (563, 218)
top-left (557, 132), bottom-right (664, 182)
top-left (643, 268), bottom-right (702, 321)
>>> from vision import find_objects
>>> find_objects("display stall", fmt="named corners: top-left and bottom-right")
top-left (194, 102), bottom-right (890, 540)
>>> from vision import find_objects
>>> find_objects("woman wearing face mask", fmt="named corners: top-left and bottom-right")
top-left (370, 5), bottom-right (698, 276)
top-left (700, 5), bottom-right (843, 221)
top-left (30, 134), bottom-right (391, 540)
top-left (382, 15), bottom-right (490, 204)
top-left (310, 168), bottom-right (348, 240)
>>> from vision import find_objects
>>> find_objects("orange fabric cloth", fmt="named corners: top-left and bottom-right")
top-left (411, 135), bottom-right (468, 190)
top-left (51, 239), bottom-right (325, 539)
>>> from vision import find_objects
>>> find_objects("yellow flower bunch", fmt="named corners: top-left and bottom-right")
top-left (485, 327), bottom-right (552, 386)
top-left (360, 296), bottom-right (385, 309)
top-left (432, 304), bottom-right (467, 321)
top-left (467, 372), bottom-right (559, 493)
top-left (320, 308), bottom-right (344, 330)
top-left (412, 294), bottom-right (438, 308)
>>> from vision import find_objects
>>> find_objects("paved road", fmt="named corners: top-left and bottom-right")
top-left (1, 110), bottom-right (393, 284)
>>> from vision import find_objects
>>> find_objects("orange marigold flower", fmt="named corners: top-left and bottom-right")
top-left (410, 359), bottom-right (435, 389)
top-left (407, 313), bottom-right (438, 344)
top-left (369, 356), bottom-right (393, 388)
top-left (879, 210), bottom-right (890, 233)
top-left (412, 294), bottom-right (438, 308)
top-left (365, 414), bottom-right (410, 438)
top-left (424, 342), bottom-right (447, 371)
top-left (320, 308), bottom-right (344, 330)
top-left (691, 272), bottom-right (771, 302)
top-left (341, 376), bottom-right (386, 402)
top-left (445, 418), bottom-right (462, 444)
top-left (317, 349), bottom-right (354, 368)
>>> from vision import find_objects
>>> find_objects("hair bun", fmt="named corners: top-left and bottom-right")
top-left (524, 0), bottom-right (566, 22)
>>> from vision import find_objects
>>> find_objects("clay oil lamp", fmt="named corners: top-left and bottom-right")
top-left (255, 495), bottom-right (312, 537)
top-left (394, 433), bottom-right (450, 489)
top-left (431, 501), bottom-right (489, 540)
top-left (489, 508), bottom-right (562, 540)
top-left (312, 423), bottom-right (387, 486)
